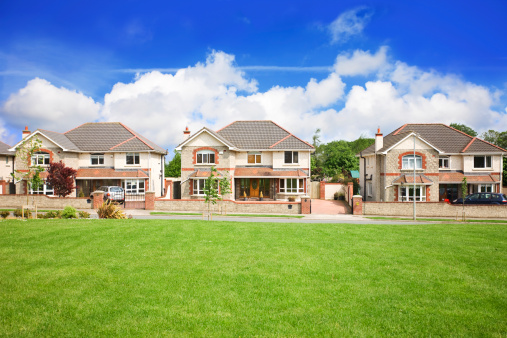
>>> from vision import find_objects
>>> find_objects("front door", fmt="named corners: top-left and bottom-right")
top-left (250, 178), bottom-right (260, 198)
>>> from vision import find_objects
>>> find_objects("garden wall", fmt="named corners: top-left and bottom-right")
top-left (363, 201), bottom-right (507, 218)
top-left (0, 194), bottom-right (92, 209)
top-left (154, 199), bottom-right (301, 214)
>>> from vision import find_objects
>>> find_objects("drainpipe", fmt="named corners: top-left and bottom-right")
top-left (360, 151), bottom-right (366, 201)
top-left (161, 153), bottom-right (165, 197)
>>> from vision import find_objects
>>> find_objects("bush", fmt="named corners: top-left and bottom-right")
top-left (44, 210), bottom-right (62, 219)
top-left (14, 209), bottom-right (31, 218)
top-left (62, 206), bottom-right (77, 219)
top-left (0, 210), bottom-right (10, 219)
top-left (287, 196), bottom-right (296, 202)
top-left (78, 211), bottom-right (90, 219)
top-left (97, 201), bottom-right (127, 219)
top-left (37, 213), bottom-right (45, 219)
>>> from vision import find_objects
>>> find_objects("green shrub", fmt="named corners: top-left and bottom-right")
top-left (78, 211), bottom-right (90, 219)
top-left (0, 210), bottom-right (10, 219)
top-left (37, 213), bottom-right (45, 219)
top-left (62, 206), bottom-right (77, 219)
top-left (44, 210), bottom-right (62, 219)
top-left (13, 209), bottom-right (31, 218)
top-left (97, 201), bottom-right (126, 219)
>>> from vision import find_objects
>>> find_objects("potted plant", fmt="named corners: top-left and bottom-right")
top-left (259, 191), bottom-right (263, 201)
top-left (334, 192), bottom-right (339, 200)
top-left (288, 196), bottom-right (296, 202)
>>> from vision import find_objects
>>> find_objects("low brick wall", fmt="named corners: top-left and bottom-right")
top-left (364, 201), bottom-right (507, 218)
top-left (155, 199), bottom-right (301, 214)
top-left (0, 194), bottom-right (92, 209)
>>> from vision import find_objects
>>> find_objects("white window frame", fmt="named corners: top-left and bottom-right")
top-left (31, 152), bottom-right (50, 166)
top-left (478, 184), bottom-right (493, 193)
top-left (399, 185), bottom-right (426, 202)
top-left (91, 154), bottom-right (104, 166)
top-left (438, 157), bottom-right (450, 170)
top-left (196, 150), bottom-right (215, 165)
top-left (126, 153), bottom-right (140, 165)
top-left (402, 155), bottom-right (422, 170)
top-left (30, 182), bottom-right (54, 196)
top-left (193, 178), bottom-right (206, 195)
top-left (284, 151), bottom-right (299, 164)
top-left (247, 152), bottom-right (262, 164)
top-left (473, 155), bottom-right (492, 169)
top-left (279, 178), bottom-right (304, 194)
top-left (123, 179), bottom-right (145, 194)
top-left (366, 182), bottom-right (372, 197)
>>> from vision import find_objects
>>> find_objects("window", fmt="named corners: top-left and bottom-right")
top-left (478, 184), bottom-right (493, 193)
top-left (126, 153), bottom-right (140, 165)
top-left (279, 178), bottom-right (304, 193)
top-left (284, 151), bottom-right (298, 164)
top-left (399, 185), bottom-right (426, 202)
top-left (402, 155), bottom-right (422, 170)
top-left (196, 150), bottom-right (215, 164)
top-left (439, 157), bottom-right (450, 169)
top-left (91, 154), bottom-right (104, 165)
top-left (31, 152), bottom-right (50, 165)
top-left (247, 152), bottom-right (261, 164)
top-left (366, 182), bottom-right (372, 197)
top-left (474, 156), bottom-right (492, 169)
top-left (123, 179), bottom-right (145, 194)
top-left (193, 179), bottom-right (206, 195)
top-left (30, 182), bottom-right (54, 195)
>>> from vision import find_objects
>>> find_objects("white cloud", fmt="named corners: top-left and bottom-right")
top-left (328, 7), bottom-right (373, 44)
top-left (1, 78), bottom-right (101, 132)
top-left (334, 46), bottom-right (388, 76)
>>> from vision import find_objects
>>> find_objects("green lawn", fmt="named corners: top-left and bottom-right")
top-left (0, 219), bottom-right (505, 336)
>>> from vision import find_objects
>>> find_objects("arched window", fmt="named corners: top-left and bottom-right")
top-left (196, 150), bottom-right (215, 164)
top-left (402, 155), bottom-right (422, 170)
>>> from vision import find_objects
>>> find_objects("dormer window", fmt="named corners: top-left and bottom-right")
top-left (439, 157), bottom-right (450, 169)
top-left (31, 152), bottom-right (50, 165)
top-left (91, 154), bottom-right (104, 166)
top-left (402, 155), bottom-right (422, 170)
top-left (197, 150), bottom-right (215, 164)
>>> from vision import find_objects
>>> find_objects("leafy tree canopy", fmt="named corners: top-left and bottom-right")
top-left (450, 123), bottom-right (477, 137)
top-left (165, 151), bottom-right (181, 178)
top-left (46, 161), bottom-right (77, 197)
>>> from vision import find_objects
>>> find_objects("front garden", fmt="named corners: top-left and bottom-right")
top-left (0, 220), bottom-right (505, 336)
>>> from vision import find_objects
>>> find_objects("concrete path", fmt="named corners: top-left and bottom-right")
top-left (311, 199), bottom-right (351, 215)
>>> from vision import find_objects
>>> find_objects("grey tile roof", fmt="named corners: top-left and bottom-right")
top-left (0, 141), bottom-right (14, 156)
top-left (38, 129), bottom-right (80, 151)
top-left (216, 121), bottom-right (314, 150)
top-left (65, 122), bottom-right (166, 154)
top-left (360, 124), bottom-right (506, 155)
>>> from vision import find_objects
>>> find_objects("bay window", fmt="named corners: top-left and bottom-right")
top-left (30, 182), bottom-right (54, 195)
top-left (399, 185), bottom-right (426, 202)
top-left (279, 178), bottom-right (304, 193)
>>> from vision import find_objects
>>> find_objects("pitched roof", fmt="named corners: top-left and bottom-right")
top-left (216, 121), bottom-right (314, 150)
top-left (0, 141), bottom-right (14, 156)
top-left (361, 124), bottom-right (507, 155)
top-left (439, 172), bottom-right (501, 183)
top-left (392, 174), bottom-right (433, 185)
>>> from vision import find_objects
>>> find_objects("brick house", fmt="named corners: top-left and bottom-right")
top-left (0, 141), bottom-right (15, 195)
top-left (175, 121), bottom-right (314, 201)
top-left (9, 123), bottom-right (167, 197)
top-left (359, 124), bottom-right (506, 202)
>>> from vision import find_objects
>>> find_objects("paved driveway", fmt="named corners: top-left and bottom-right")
top-left (311, 199), bottom-right (351, 215)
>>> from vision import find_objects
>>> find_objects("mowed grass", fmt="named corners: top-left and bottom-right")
top-left (0, 220), bottom-right (506, 336)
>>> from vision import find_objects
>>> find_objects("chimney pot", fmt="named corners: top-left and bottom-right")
top-left (375, 127), bottom-right (383, 151)
top-left (22, 126), bottom-right (31, 139)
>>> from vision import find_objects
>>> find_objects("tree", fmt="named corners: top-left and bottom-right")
top-left (46, 161), bottom-right (78, 197)
top-left (203, 167), bottom-right (221, 220)
top-left (218, 171), bottom-right (232, 215)
top-left (450, 123), bottom-right (477, 137)
top-left (165, 151), bottom-right (181, 177)
top-left (11, 137), bottom-right (44, 204)
top-left (480, 130), bottom-right (499, 145)
top-left (461, 177), bottom-right (467, 221)
top-left (322, 140), bottom-right (358, 177)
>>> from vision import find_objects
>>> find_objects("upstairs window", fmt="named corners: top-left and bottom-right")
top-left (284, 151), bottom-right (298, 164)
top-left (126, 153), bottom-right (140, 165)
top-left (197, 150), bottom-right (215, 164)
top-left (474, 156), bottom-right (492, 169)
top-left (439, 157), bottom-right (450, 169)
top-left (402, 155), bottom-right (422, 170)
top-left (91, 154), bottom-right (104, 166)
top-left (247, 152), bottom-right (261, 164)
top-left (31, 152), bottom-right (50, 165)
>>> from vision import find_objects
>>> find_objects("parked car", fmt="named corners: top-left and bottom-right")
top-left (453, 192), bottom-right (507, 205)
top-left (90, 186), bottom-right (124, 203)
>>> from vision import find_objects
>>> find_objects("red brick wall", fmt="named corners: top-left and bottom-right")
top-left (145, 192), bottom-right (155, 210)
top-left (301, 197), bottom-right (311, 214)
top-left (192, 147), bottom-right (220, 165)
top-left (320, 182), bottom-right (325, 199)
top-left (398, 152), bottom-right (427, 170)
top-left (93, 192), bottom-right (104, 209)
top-left (353, 196), bottom-right (363, 215)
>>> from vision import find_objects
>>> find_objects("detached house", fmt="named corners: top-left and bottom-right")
top-left (10, 123), bottom-right (167, 197)
top-left (0, 141), bottom-right (15, 195)
top-left (176, 121), bottom-right (314, 201)
top-left (359, 124), bottom-right (506, 202)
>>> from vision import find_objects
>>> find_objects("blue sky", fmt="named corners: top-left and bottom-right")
top-left (1, 0), bottom-right (506, 154)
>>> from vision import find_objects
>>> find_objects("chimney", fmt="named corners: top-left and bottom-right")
top-left (22, 126), bottom-right (31, 139)
top-left (183, 126), bottom-right (191, 141)
top-left (375, 128), bottom-right (383, 152)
